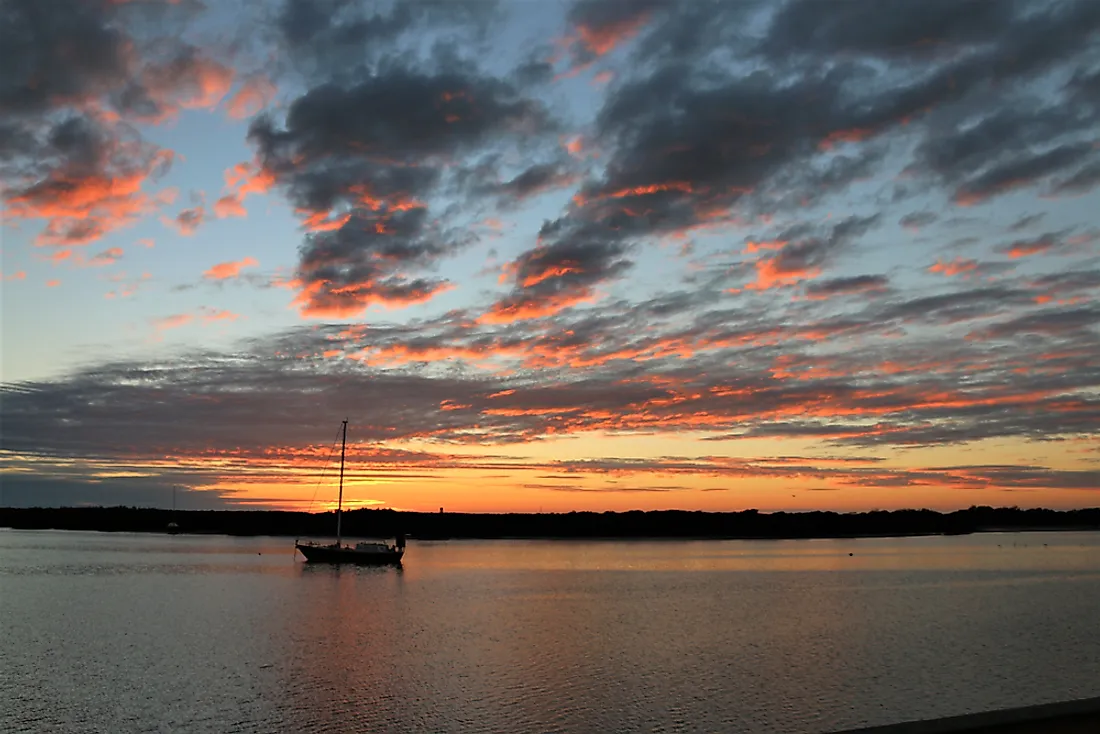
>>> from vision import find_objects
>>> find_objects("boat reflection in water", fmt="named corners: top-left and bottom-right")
top-left (294, 419), bottom-right (405, 566)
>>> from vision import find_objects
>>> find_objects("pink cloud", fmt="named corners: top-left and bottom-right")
top-left (224, 162), bottom-right (274, 197)
top-left (137, 54), bottom-right (235, 123)
top-left (929, 257), bottom-right (979, 277)
top-left (88, 247), bottom-right (124, 266)
top-left (200, 307), bottom-right (241, 323)
top-left (225, 75), bottom-right (276, 120)
top-left (213, 194), bottom-right (247, 219)
top-left (153, 313), bottom-right (193, 330)
top-left (591, 70), bottom-right (614, 86)
top-left (203, 257), bottom-right (258, 280)
top-left (561, 135), bottom-right (586, 159)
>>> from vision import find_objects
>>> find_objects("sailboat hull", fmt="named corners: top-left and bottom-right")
top-left (295, 543), bottom-right (404, 565)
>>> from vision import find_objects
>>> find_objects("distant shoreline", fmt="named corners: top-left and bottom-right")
top-left (1, 506), bottom-right (1098, 542)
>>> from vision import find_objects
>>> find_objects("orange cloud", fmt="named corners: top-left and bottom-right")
top-left (300, 210), bottom-right (351, 232)
top-left (561, 135), bottom-right (587, 159)
top-left (928, 257), bottom-right (979, 276)
top-left (3, 271), bottom-right (27, 281)
top-left (138, 55), bottom-right (235, 122)
top-left (201, 308), bottom-right (240, 323)
top-left (104, 271), bottom-right (152, 299)
top-left (5, 145), bottom-right (176, 246)
top-left (213, 194), bottom-right (247, 218)
top-left (818, 128), bottom-right (874, 150)
top-left (203, 257), bottom-right (258, 280)
top-left (478, 289), bottom-right (597, 324)
top-left (352, 341), bottom-right (524, 368)
top-left (225, 75), bottom-right (276, 120)
top-left (1007, 238), bottom-right (1053, 258)
top-left (521, 263), bottom-right (585, 288)
top-left (153, 313), bottom-right (193, 330)
top-left (743, 240), bottom-right (787, 254)
top-left (575, 13), bottom-right (651, 57)
top-left (224, 161), bottom-right (275, 198)
top-left (46, 279), bottom-right (61, 287)
top-left (575, 181), bottom-right (695, 208)
top-left (105, 285), bottom-right (137, 299)
top-left (440, 400), bottom-right (472, 411)
top-left (292, 279), bottom-right (453, 319)
top-left (955, 184), bottom-right (1017, 207)
top-left (743, 257), bottom-right (820, 291)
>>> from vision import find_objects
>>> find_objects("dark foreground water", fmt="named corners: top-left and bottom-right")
top-left (1, 530), bottom-right (1099, 734)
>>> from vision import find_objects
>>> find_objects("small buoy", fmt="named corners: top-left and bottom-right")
top-left (848, 553), bottom-right (853, 556)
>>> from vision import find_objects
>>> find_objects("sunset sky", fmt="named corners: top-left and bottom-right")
top-left (2, 0), bottom-right (1099, 513)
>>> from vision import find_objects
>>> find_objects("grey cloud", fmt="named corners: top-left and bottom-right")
top-left (511, 56), bottom-right (555, 87)
top-left (995, 230), bottom-right (1074, 258)
top-left (760, 0), bottom-right (1100, 206)
top-left (763, 0), bottom-right (1013, 59)
top-left (631, 0), bottom-right (760, 65)
top-left (0, 1), bottom-right (217, 245)
top-left (974, 305), bottom-right (1100, 340)
top-left (1028, 269), bottom-right (1100, 295)
top-left (805, 275), bottom-right (890, 300)
top-left (0, 476), bottom-right (239, 510)
top-left (293, 208), bottom-right (469, 316)
top-left (899, 211), bottom-right (938, 230)
top-left (874, 286), bottom-right (1034, 325)
top-left (954, 142), bottom-right (1097, 204)
top-left (461, 157), bottom-right (580, 209)
top-left (1051, 161), bottom-right (1100, 196)
top-left (563, 0), bottom-right (670, 67)
top-left (7, 259), bottom-right (1098, 464)
top-left (484, 236), bottom-right (634, 322)
top-left (497, 162), bottom-right (578, 202)
top-left (248, 65), bottom-right (555, 315)
top-left (250, 71), bottom-right (547, 185)
top-left (0, 0), bottom-right (130, 115)
top-left (274, 0), bottom-right (499, 81)
top-left (1009, 213), bottom-right (1046, 232)
top-left (484, 0), bottom-right (1098, 331)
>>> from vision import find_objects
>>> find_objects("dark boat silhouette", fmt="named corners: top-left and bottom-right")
top-left (294, 420), bottom-right (405, 566)
top-left (166, 488), bottom-right (180, 534)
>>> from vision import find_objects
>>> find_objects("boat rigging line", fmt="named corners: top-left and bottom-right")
top-left (299, 422), bottom-right (341, 530)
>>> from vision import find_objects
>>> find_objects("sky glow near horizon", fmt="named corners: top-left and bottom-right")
top-left (1, 0), bottom-right (1099, 513)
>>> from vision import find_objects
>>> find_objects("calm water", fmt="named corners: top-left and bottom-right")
top-left (2, 530), bottom-right (1099, 733)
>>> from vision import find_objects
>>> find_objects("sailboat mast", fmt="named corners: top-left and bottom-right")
top-left (336, 419), bottom-right (347, 546)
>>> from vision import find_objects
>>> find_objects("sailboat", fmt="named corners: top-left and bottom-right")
top-left (294, 420), bottom-right (406, 565)
top-left (166, 487), bottom-right (180, 534)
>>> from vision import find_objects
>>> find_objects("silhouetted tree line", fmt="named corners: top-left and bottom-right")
top-left (1, 505), bottom-right (1098, 539)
